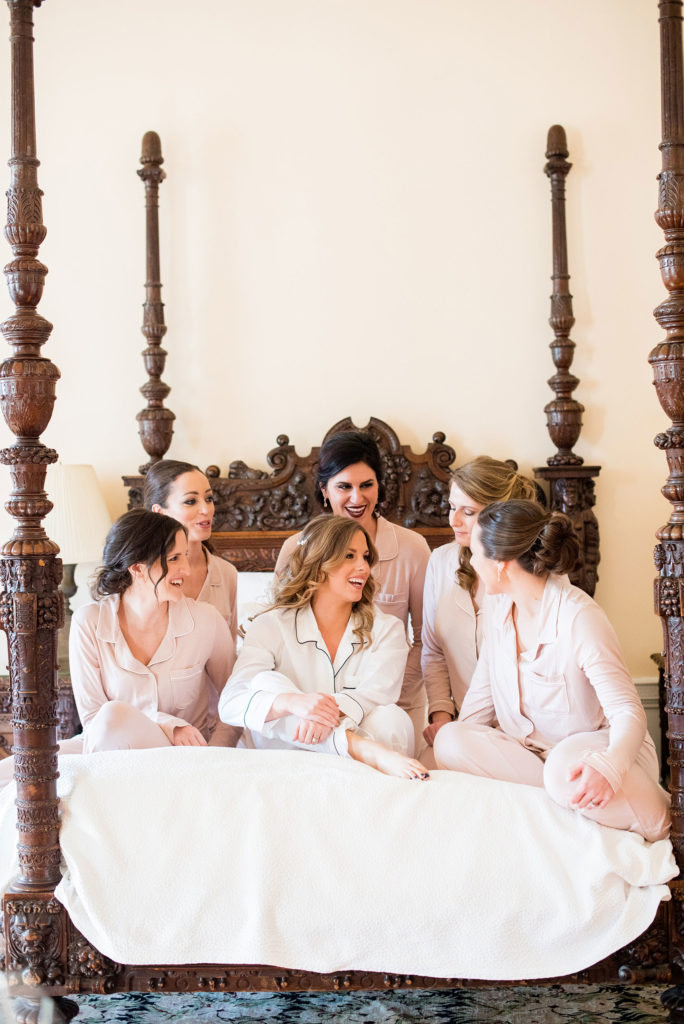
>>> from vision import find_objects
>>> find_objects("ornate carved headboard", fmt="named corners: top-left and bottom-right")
top-left (124, 415), bottom-right (457, 570)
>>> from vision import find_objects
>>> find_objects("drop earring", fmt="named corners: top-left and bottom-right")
top-left (323, 496), bottom-right (329, 509)
top-left (497, 563), bottom-right (503, 583)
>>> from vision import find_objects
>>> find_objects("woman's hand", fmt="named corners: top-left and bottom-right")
top-left (423, 711), bottom-right (453, 747)
top-left (271, 691), bottom-right (340, 729)
top-left (568, 762), bottom-right (614, 810)
top-left (172, 724), bottom-right (207, 747)
top-left (293, 720), bottom-right (334, 745)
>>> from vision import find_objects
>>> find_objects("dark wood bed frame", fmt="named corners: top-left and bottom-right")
top-left (0, 0), bottom-right (678, 1020)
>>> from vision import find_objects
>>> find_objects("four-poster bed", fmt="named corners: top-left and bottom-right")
top-left (0, 1), bottom-right (680, 1021)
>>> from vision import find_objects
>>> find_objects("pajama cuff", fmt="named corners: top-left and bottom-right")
top-left (581, 750), bottom-right (621, 794)
top-left (428, 702), bottom-right (456, 721)
top-left (243, 690), bottom-right (277, 733)
top-left (335, 692), bottom-right (364, 726)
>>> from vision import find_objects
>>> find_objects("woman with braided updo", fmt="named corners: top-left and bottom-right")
top-left (421, 457), bottom-right (537, 758)
top-left (69, 508), bottom-right (238, 752)
top-left (434, 500), bottom-right (670, 842)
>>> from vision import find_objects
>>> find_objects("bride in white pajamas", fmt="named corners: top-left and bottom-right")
top-left (434, 500), bottom-right (670, 842)
top-left (274, 430), bottom-right (430, 754)
top-left (220, 515), bottom-right (430, 780)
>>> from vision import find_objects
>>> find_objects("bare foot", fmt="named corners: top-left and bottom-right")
top-left (347, 732), bottom-right (430, 780)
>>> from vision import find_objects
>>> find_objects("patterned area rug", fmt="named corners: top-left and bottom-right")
top-left (71, 984), bottom-right (671, 1022)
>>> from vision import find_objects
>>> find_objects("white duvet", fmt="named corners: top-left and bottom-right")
top-left (0, 746), bottom-right (676, 979)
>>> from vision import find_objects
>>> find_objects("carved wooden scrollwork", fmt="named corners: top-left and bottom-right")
top-left (4, 895), bottom-right (65, 988)
top-left (124, 416), bottom-right (457, 569)
top-left (126, 416), bottom-right (455, 534)
top-left (652, 0), bottom-right (684, 891)
top-left (1, 0), bottom-right (62, 895)
top-left (616, 904), bottom-right (670, 982)
top-left (66, 933), bottom-right (123, 992)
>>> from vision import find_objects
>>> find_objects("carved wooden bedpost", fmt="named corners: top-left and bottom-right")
top-left (136, 131), bottom-right (174, 473)
top-left (534, 125), bottom-right (601, 597)
top-left (653, 3), bottom-right (684, 1018)
top-left (0, 3), bottom-right (74, 1021)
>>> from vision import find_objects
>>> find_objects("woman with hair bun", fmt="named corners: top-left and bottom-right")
top-left (69, 507), bottom-right (238, 752)
top-left (275, 431), bottom-right (431, 756)
top-left (434, 500), bottom-right (670, 842)
top-left (143, 459), bottom-right (238, 643)
top-left (222, 515), bottom-right (430, 780)
top-left (421, 457), bottom-right (537, 758)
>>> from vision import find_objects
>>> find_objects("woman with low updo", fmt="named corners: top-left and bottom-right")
top-left (222, 515), bottom-right (430, 780)
top-left (421, 457), bottom-right (537, 759)
top-left (69, 508), bottom-right (238, 752)
top-left (434, 500), bottom-right (670, 842)
top-left (275, 431), bottom-right (431, 755)
top-left (143, 459), bottom-right (238, 643)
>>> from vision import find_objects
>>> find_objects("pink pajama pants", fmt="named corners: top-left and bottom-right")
top-left (433, 721), bottom-right (670, 842)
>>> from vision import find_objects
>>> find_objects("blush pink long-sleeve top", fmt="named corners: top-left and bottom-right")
top-left (275, 516), bottom-right (430, 711)
top-left (459, 574), bottom-right (658, 793)
top-left (69, 594), bottom-right (236, 745)
top-left (421, 540), bottom-right (482, 718)
top-left (200, 551), bottom-right (238, 643)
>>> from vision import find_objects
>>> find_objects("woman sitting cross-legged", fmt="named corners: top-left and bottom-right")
top-left (220, 514), bottom-right (430, 780)
top-left (434, 500), bottom-right (670, 842)
top-left (70, 507), bottom-right (238, 752)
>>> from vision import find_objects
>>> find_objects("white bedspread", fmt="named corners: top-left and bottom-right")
top-left (0, 747), bottom-right (676, 979)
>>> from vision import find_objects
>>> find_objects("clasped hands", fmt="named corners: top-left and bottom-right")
top-left (281, 691), bottom-right (341, 745)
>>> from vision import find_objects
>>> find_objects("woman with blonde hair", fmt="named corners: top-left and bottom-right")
top-left (421, 457), bottom-right (537, 757)
top-left (275, 430), bottom-right (430, 755)
top-left (434, 501), bottom-right (669, 842)
top-left (220, 515), bottom-right (430, 780)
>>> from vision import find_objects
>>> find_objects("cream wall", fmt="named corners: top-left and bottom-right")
top-left (0, 0), bottom-right (668, 679)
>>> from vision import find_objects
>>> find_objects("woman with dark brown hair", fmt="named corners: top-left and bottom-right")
top-left (434, 500), bottom-right (670, 841)
top-left (70, 508), bottom-right (237, 751)
top-left (222, 514), bottom-right (430, 780)
top-left (144, 459), bottom-right (238, 642)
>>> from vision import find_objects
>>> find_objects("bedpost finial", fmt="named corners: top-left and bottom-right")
top-left (141, 131), bottom-right (164, 166)
top-left (546, 125), bottom-right (568, 159)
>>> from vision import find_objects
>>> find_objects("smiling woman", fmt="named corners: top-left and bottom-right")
top-left (143, 459), bottom-right (239, 642)
top-left (69, 508), bottom-right (238, 752)
top-left (434, 501), bottom-right (670, 842)
top-left (221, 515), bottom-right (430, 780)
top-left (274, 431), bottom-right (431, 754)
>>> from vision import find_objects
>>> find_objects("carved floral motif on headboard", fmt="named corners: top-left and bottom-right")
top-left (124, 416), bottom-right (457, 534)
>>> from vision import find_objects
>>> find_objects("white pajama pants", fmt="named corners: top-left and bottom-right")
top-left (243, 703), bottom-right (414, 759)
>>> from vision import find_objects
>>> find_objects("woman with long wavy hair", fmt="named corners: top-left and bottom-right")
top-left (275, 430), bottom-right (431, 755)
top-left (421, 456), bottom-right (537, 759)
top-left (221, 515), bottom-right (430, 780)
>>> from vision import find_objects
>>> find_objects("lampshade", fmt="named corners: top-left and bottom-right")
top-left (44, 464), bottom-right (112, 565)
